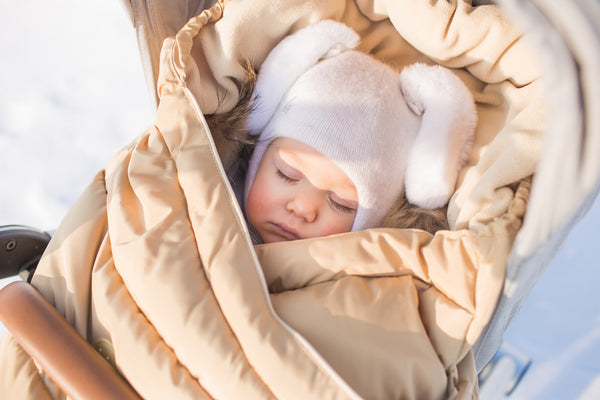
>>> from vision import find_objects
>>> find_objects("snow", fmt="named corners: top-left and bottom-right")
top-left (0, 1), bottom-right (599, 398)
top-left (0, 1), bottom-right (153, 230)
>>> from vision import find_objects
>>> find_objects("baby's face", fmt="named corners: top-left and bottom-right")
top-left (247, 137), bottom-right (358, 243)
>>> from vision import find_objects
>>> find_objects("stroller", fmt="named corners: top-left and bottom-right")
top-left (1, 0), bottom-right (599, 398)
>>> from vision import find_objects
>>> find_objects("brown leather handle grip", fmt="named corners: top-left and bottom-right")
top-left (0, 281), bottom-right (142, 400)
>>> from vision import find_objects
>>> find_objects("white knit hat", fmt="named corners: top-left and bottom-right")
top-left (245, 20), bottom-right (477, 232)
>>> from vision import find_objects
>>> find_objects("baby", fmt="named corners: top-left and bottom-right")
top-left (246, 136), bottom-right (358, 243)
top-left (241, 20), bottom-right (477, 244)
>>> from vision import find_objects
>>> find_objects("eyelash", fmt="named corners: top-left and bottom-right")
top-left (276, 169), bottom-right (298, 183)
top-left (277, 169), bottom-right (355, 214)
top-left (328, 198), bottom-right (356, 214)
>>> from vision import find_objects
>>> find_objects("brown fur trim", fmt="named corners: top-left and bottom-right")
top-left (381, 195), bottom-right (449, 234)
top-left (205, 60), bottom-right (257, 170)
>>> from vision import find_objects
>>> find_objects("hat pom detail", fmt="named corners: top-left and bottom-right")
top-left (401, 63), bottom-right (477, 209)
top-left (247, 20), bottom-right (360, 135)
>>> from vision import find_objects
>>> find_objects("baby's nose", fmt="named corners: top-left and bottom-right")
top-left (287, 195), bottom-right (317, 223)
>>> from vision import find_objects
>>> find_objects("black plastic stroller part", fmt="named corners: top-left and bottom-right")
top-left (0, 225), bottom-right (51, 281)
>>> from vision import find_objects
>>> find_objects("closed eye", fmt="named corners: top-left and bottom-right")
top-left (276, 169), bottom-right (298, 184)
top-left (328, 197), bottom-right (356, 214)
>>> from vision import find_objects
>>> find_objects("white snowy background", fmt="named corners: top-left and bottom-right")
top-left (0, 1), bottom-right (599, 399)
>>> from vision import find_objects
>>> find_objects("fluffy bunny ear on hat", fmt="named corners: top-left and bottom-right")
top-left (246, 20), bottom-right (360, 135)
top-left (400, 63), bottom-right (477, 210)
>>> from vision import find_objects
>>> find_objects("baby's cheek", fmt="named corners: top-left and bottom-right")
top-left (246, 185), bottom-right (263, 222)
top-left (247, 180), bottom-right (274, 222)
top-left (317, 213), bottom-right (355, 237)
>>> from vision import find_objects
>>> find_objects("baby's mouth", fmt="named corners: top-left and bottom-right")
top-left (269, 222), bottom-right (300, 241)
